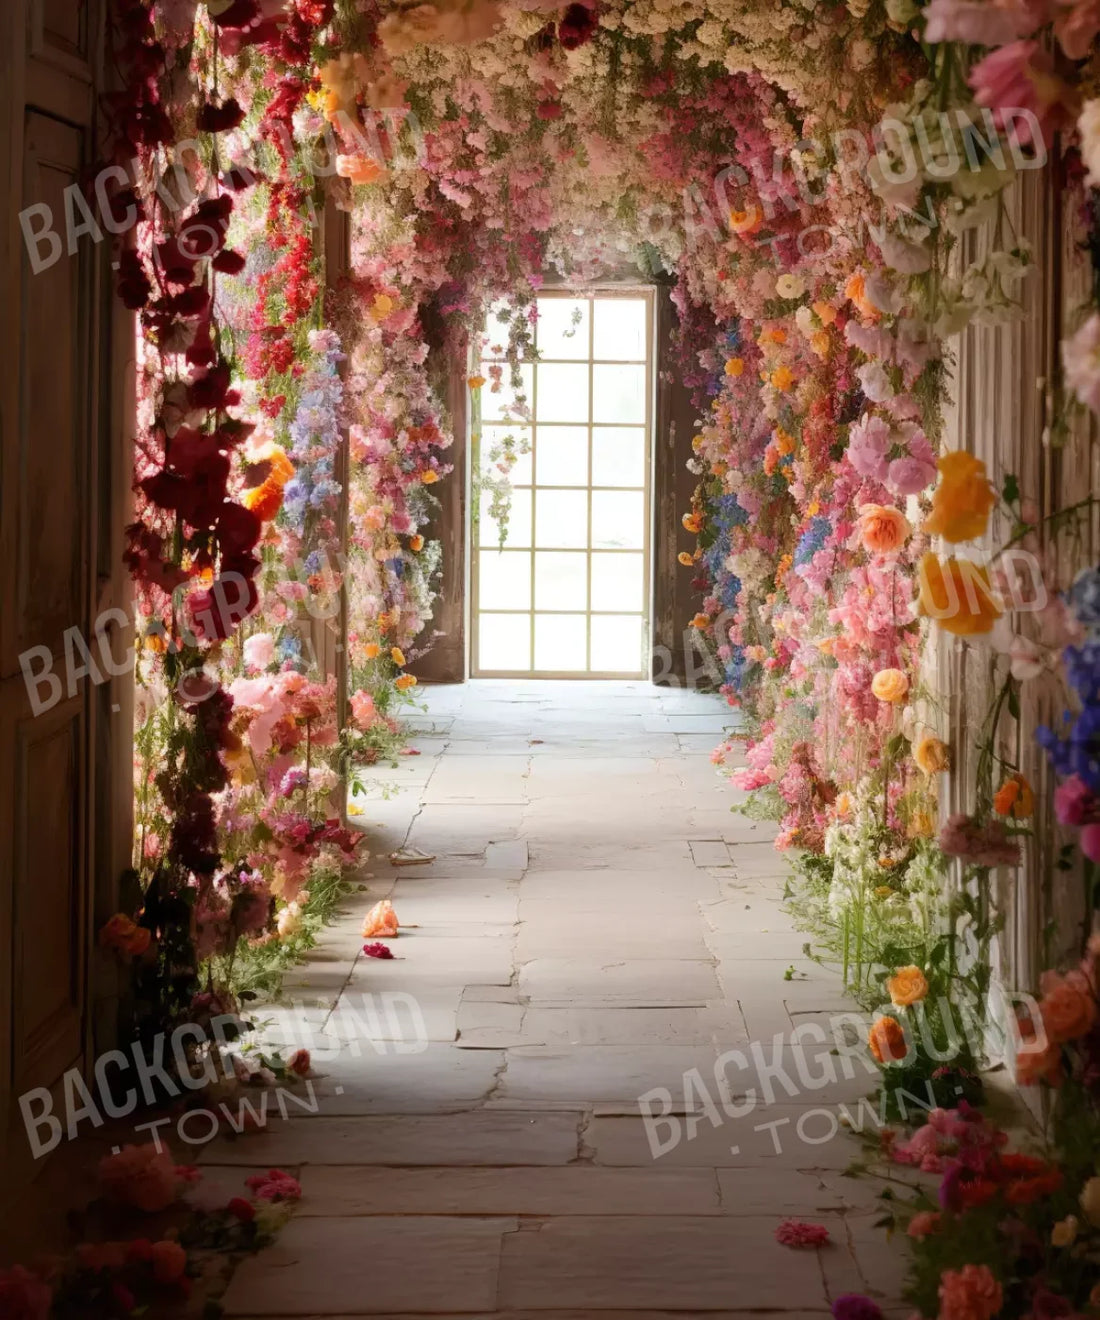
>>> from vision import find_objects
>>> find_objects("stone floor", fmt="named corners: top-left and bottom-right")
top-left (205, 680), bottom-right (906, 1317)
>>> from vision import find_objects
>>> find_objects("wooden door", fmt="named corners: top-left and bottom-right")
top-left (0, 0), bottom-right (125, 1183)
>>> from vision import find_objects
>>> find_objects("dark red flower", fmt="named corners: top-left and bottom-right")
top-left (226, 1196), bottom-right (255, 1222)
top-left (197, 98), bottom-right (245, 133)
top-left (536, 100), bottom-right (563, 120)
top-left (188, 363), bottom-right (237, 411)
top-left (558, 2), bottom-right (598, 49)
top-left (189, 575), bottom-right (258, 642)
top-left (210, 0), bottom-right (261, 27)
top-left (212, 248), bottom-right (247, 276)
top-left (217, 502), bottom-right (261, 557)
top-left (362, 942), bottom-right (394, 959)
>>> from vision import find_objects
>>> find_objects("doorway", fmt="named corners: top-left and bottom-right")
top-left (471, 290), bottom-right (654, 678)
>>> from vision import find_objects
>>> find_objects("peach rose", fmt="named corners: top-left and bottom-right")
top-left (871, 668), bottom-right (909, 704)
top-left (1039, 969), bottom-right (1098, 1043)
top-left (361, 898), bottom-right (399, 939)
top-left (857, 503), bottom-right (911, 555)
top-left (98, 1144), bottom-right (180, 1213)
top-left (917, 552), bottom-right (1002, 636)
top-left (907, 1210), bottom-right (941, 1239)
top-left (922, 452), bottom-right (996, 544)
top-left (887, 965), bottom-right (929, 1008)
top-left (1016, 1039), bottom-right (1062, 1086)
top-left (937, 1263), bottom-right (1003, 1320)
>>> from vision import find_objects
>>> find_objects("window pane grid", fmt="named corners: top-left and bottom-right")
top-left (474, 291), bottom-right (652, 677)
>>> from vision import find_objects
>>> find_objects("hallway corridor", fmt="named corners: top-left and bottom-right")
top-left (206, 683), bottom-right (904, 1317)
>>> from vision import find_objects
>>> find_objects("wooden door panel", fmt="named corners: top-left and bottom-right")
top-left (7, 695), bottom-right (85, 1094)
top-left (4, 112), bottom-right (88, 676)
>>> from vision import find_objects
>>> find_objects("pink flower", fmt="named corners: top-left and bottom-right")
top-left (1081, 822), bottom-right (1100, 863)
top-left (1053, 775), bottom-right (1096, 825)
top-left (351, 689), bottom-right (378, 727)
top-left (0, 1266), bottom-right (52, 1320)
top-left (907, 1210), bottom-right (941, 1239)
top-left (923, 0), bottom-right (1041, 45)
top-left (1062, 313), bottom-right (1100, 414)
top-left (245, 1168), bottom-right (301, 1202)
top-left (243, 631), bottom-right (275, 672)
top-left (1054, 0), bottom-right (1100, 58)
top-left (938, 813), bottom-right (1021, 868)
top-left (1008, 634), bottom-right (1044, 680)
top-left (99, 1143), bottom-right (182, 1212)
top-left (969, 41), bottom-right (1076, 149)
top-left (775, 1218), bottom-right (831, 1247)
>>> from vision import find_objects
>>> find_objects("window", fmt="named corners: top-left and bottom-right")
top-left (473, 291), bottom-right (653, 677)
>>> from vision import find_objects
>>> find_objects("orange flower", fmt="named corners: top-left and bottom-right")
top-left (869, 1015), bottom-right (908, 1063)
top-left (993, 773), bottom-right (1033, 819)
top-left (242, 478), bottom-right (285, 521)
top-left (1039, 969), bottom-right (1097, 1043)
top-left (467, 375), bottom-right (486, 390)
top-left (409, 534), bottom-right (424, 552)
top-left (886, 965), bottom-right (929, 1008)
top-left (1016, 1039), bottom-right (1062, 1085)
top-left (724, 357), bottom-right (744, 377)
top-left (770, 365), bottom-right (795, 392)
top-left (844, 272), bottom-right (878, 319)
top-left (728, 205), bottom-right (764, 235)
top-left (937, 1264), bottom-right (1002, 1320)
top-left (916, 553), bottom-right (1002, 636)
top-left (363, 643), bottom-right (381, 659)
top-left (336, 154), bottom-right (386, 185)
top-left (99, 913), bottom-right (151, 959)
top-left (907, 1211), bottom-right (941, 1239)
top-left (871, 668), bottom-right (909, 704)
top-left (691, 613), bottom-right (710, 629)
top-left (361, 898), bottom-right (399, 938)
top-left (370, 292), bottom-right (395, 321)
top-left (834, 791), bottom-right (853, 820)
top-left (395, 673), bottom-right (417, 691)
top-left (678, 551), bottom-right (695, 567)
top-left (856, 503), bottom-right (910, 555)
top-left (913, 734), bottom-right (950, 775)
top-left (390, 647), bottom-right (406, 667)
top-left (923, 452), bottom-right (995, 543)
top-left (421, 469), bottom-right (439, 484)
top-left (682, 511), bottom-right (702, 533)
top-left (812, 300), bottom-right (837, 326)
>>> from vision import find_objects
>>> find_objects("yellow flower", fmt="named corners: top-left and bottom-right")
top-left (994, 773), bottom-right (1034, 819)
top-left (810, 330), bottom-right (832, 358)
top-left (1080, 1176), bottom-right (1100, 1227)
top-left (421, 469), bottom-right (439, 484)
top-left (467, 375), bottom-right (486, 390)
top-left (917, 552), bottom-right (1002, 636)
top-left (725, 357), bottom-right (744, 377)
top-left (347, 803), bottom-right (364, 817)
top-left (395, 673), bottom-right (417, 691)
top-left (369, 292), bottom-right (395, 321)
top-left (678, 551), bottom-right (695, 567)
top-left (874, 885), bottom-right (895, 899)
top-left (913, 735), bottom-right (950, 775)
top-left (1051, 1215), bottom-right (1078, 1247)
top-left (907, 809), bottom-right (935, 838)
top-left (922, 452), bottom-right (996, 543)
top-left (886, 965), bottom-right (929, 1008)
top-left (363, 643), bottom-right (381, 660)
top-left (390, 647), bottom-right (406, 667)
top-left (871, 668), bottom-right (909, 704)
top-left (770, 365), bottom-right (795, 392)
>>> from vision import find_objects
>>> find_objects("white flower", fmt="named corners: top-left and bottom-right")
top-left (878, 230), bottom-right (932, 275)
top-left (1063, 313), bottom-right (1100, 414)
top-left (776, 273), bottom-right (804, 300)
top-left (1080, 100), bottom-right (1100, 187)
top-left (1009, 635), bottom-right (1045, 681)
top-left (857, 361), bottom-right (894, 403)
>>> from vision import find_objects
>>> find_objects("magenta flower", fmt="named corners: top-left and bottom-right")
top-left (831, 1296), bottom-right (883, 1320)
top-left (362, 941), bottom-right (395, 959)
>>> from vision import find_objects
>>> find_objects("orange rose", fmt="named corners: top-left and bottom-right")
top-left (390, 646), bottom-right (406, 667)
top-left (409, 534), bottom-right (424, 553)
top-left (728, 205), bottom-right (764, 235)
top-left (1039, 970), bottom-right (1098, 1043)
top-left (395, 673), bottom-right (417, 691)
top-left (886, 965), bottom-right (929, 1008)
top-left (363, 642), bottom-right (380, 659)
top-left (871, 668), bottom-right (909, 704)
top-left (913, 734), bottom-right (950, 774)
top-left (869, 1015), bottom-right (908, 1064)
top-left (336, 154), bottom-right (386, 185)
top-left (993, 773), bottom-right (1034, 819)
top-left (917, 552), bottom-right (1002, 636)
top-left (724, 357), bottom-right (744, 377)
top-left (856, 503), bottom-right (911, 555)
top-left (907, 1211), bottom-right (941, 1239)
top-left (421, 469), bottom-right (439, 484)
top-left (682, 511), bottom-right (702, 533)
top-left (922, 452), bottom-right (996, 543)
top-left (937, 1264), bottom-right (1002, 1320)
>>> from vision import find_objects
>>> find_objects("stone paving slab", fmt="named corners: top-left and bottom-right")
top-left (222, 1215), bottom-right (516, 1314)
top-left (296, 1165), bottom-right (723, 1217)
top-left (198, 1111), bottom-right (583, 1167)
top-left (495, 1044), bottom-right (725, 1106)
top-left (517, 957), bottom-right (721, 1007)
top-left (496, 1216), bottom-right (829, 1310)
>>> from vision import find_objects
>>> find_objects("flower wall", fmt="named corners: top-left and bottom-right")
top-left (93, 1), bottom-right (1100, 1313)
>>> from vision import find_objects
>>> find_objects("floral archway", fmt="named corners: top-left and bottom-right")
top-left (22, 0), bottom-right (1100, 1314)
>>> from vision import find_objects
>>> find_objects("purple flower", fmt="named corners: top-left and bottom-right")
top-left (832, 1295), bottom-right (883, 1320)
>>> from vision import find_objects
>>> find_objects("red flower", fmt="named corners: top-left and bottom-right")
top-left (558, 2), bottom-right (598, 49)
top-left (226, 1196), bottom-right (255, 1222)
top-left (244, 1169), bottom-right (301, 1202)
top-left (197, 99), bottom-right (245, 133)
top-left (362, 941), bottom-right (394, 959)
top-left (213, 248), bottom-right (247, 275)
